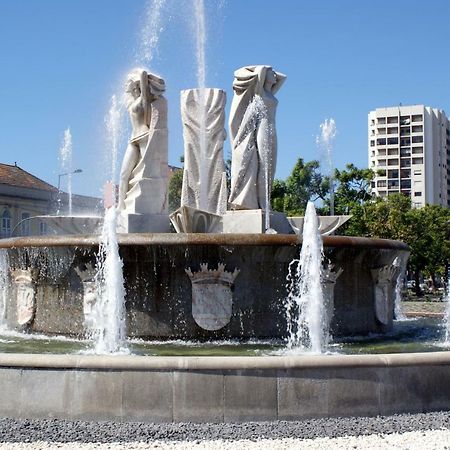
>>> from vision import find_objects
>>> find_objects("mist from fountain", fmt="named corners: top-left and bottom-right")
top-left (89, 95), bottom-right (126, 354)
top-left (0, 249), bottom-right (9, 330)
top-left (244, 95), bottom-right (272, 231)
top-left (58, 128), bottom-right (73, 215)
top-left (285, 201), bottom-right (328, 353)
top-left (192, 0), bottom-right (208, 211)
top-left (136, 0), bottom-right (167, 67)
top-left (393, 255), bottom-right (407, 321)
top-left (316, 118), bottom-right (336, 216)
top-left (444, 274), bottom-right (450, 344)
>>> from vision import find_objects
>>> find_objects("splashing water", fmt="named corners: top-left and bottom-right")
top-left (136, 0), bottom-right (167, 67)
top-left (0, 249), bottom-right (9, 330)
top-left (89, 95), bottom-right (126, 354)
top-left (285, 202), bottom-right (328, 353)
top-left (91, 208), bottom-right (126, 354)
top-left (58, 128), bottom-right (73, 215)
top-left (244, 95), bottom-right (272, 231)
top-left (192, 0), bottom-right (209, 210)
top-left (316, 118), bottom-right (336, 216)
top-left (393, 256), bottom-right (407, 321)
top-left (105, 95), bottom-right (122, 190)
top-left (444, 274), bottom-right (450, 344)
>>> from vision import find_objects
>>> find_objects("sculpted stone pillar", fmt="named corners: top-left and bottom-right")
top-left (322, 265), bottom-right (343, 331)
top-left (12, 269), bottom-right (37, 328)
top-left (180, 88), bottom-right (228, 215)
top-left (371, 265), bottom-right (400, 325)
top-left (118, 69), bottom-right (170, 232)
top-left (228, 65), bottom-right (286, 210)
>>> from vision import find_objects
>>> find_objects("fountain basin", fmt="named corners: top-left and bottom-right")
top-left (0, 234), bottom-right (408, 339)
top-left (0, 351), bottom-right (449, 422)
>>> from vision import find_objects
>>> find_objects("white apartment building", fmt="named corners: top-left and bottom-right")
top-left (368, 105), bottom-right (450, 208)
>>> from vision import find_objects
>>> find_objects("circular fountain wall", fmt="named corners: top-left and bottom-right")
top-left (0, 233), bottom-right (408, 340)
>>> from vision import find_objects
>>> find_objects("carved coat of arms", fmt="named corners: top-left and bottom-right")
top-left (12, 269), bottom-right (37, 326)
top-left (186, 263), bottom-right (239, 331)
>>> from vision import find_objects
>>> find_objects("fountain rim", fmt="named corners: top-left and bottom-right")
top-left (0, 233), bottom-right (409, 251)
top-left (0, 351), bottom-right (446, 370)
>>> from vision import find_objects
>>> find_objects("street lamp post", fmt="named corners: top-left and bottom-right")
top-left (58, 169), bottom-right (83, 190)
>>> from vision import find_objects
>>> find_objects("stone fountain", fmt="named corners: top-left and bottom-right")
top-left (1, 63), bottom-right (449, 424)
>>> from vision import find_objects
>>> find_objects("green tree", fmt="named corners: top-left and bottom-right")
top-left (271, 158), bottom-right (327, 215)
top-left (168, 169), bottom-right (183, 212)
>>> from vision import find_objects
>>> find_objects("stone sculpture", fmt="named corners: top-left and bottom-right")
top-left (12, 269), bottom-right (37, 327)
top-left (186, 263), bottom-right (239, 331)
top-left (118, 69), bottom-right (169, 232)
top-left (371, 265), bottom-right (400, 325)
top-left (75, 264), bottom-right (97, 328)
top-left (180, 88), bottom-right (228, 215)
top-left (228, 65), bottom-right (286, 210)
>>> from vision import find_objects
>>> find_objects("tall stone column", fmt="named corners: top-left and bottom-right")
top-left (180, 88), bottom-right (227, 216)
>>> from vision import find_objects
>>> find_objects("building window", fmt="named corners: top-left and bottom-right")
top-left (400, 116), bottom-right (411, 125)
top-left (377, 128), bottom-right (386, 135)
top-left (377, 117), bottom-right (386, 124)
top-left (400, 138), bottom-right (411, 146)
top-left (377, 180), bottom-right (387, 187)
top-left (412, 146), bottom-right (423, 154)
top-left (370, 140), bottom-right (375, 147)
top-left (378, 149), bottom-right (386, 156)
top-left (388, 148), bottom-right (398, 156)
top-left (377, 138), bottom-right (386, 146)
top-left (414, 192), bottom-right (422, 197)
top-left (412, 125), bottom-right (423, 133)
top-left (413, 169), bottom-right (422, 176)
top-left (412, 114), bottom-right (423, 122)
top-left (21, 213), bottom-right (30, 236)
top-left (388, 159), bottom-right (399, 166)
top-left (39, 222), bottom-right (48, 236)
top-left (387, 116), bottom-right (398, 124)
top-left (378, 159), bottom-right (387, 166)
top-left (400, 148), bottom-right (411, 157)
top-left (1, 209), bottom-right (11, 238)
top-left (387, 127), bottom-right (398, 134)
top-left (412, 157), bottom-right (424, 165)
top-left (387, 137), bottom-right (398, 145)
top-left (388, 169), bottom-right (399, 178)
top-left (412, 135), bottom-right (423, 144)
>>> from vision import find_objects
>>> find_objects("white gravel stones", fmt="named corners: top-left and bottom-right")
top-left (2, 430), bottom-right (450, 449)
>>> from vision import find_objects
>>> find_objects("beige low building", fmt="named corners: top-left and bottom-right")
top-left (368, 105), bottom-right (450, 208)
top-left (0, 163), bottom-right (101, 238)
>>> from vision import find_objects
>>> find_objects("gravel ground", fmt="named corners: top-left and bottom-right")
top-left (1, 412), bottom-right (450, 448)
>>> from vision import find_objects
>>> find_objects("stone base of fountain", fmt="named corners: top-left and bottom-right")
top-left (0, 234), bottom-right (408, 340)
top-left (35, 215), bottom-right (103, 235)
top-left (222, 210), bottom-right (293, 234)
top-left (117, 212), bottom-right (171, 233)
top-left (170, 206), bottom-right (223, 233)
top-left (0, 352), bottom-right (449, 422)
top-left (287, 215), bottom-right (352, 236)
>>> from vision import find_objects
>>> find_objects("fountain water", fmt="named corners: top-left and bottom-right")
top-left (316, 118), bottom-right (336, 215)
top-left (0, 249), bottom-right (9, 330)
top-left (245, 95), bottom-right (272, 232)
top-left (193, 0), bottom-right (208, 211)
top-left (285, 201), bottom-right (328, 353)
top-left (393, 255), bottom-right (407, 320)
top-left (89, 95), bottom-right (126, 354)
top-left (137, 0), bottom-right (167, 66)
top-left (444, 273), bottom-right (450, 344)
top-left (58, 128), bottom-right (73, 215)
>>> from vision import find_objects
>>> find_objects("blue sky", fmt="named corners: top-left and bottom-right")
top-left (1, 0), bottom-right (449, 197)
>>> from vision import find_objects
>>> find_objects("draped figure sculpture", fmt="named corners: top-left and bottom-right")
top-left (118, 69), bottom-right (168, 221)
top-left (228, 65), bottom-right (286, 210)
